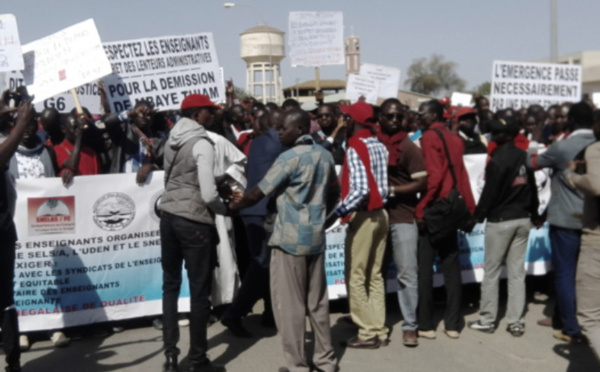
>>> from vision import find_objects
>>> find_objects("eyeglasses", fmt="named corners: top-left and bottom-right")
top-left (316, 113), bottom-right (334, 119)
top-left (380, 113), bottom-right (404, 121)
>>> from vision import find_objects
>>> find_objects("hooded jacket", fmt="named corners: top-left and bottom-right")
top-left (159, 117), bottom-right (226, 225)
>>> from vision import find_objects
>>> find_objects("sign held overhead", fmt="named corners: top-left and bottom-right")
top-left (288, 11), bottom-right (344, 67)
top-left (490, 60), bottom-right (582, 111)
top-left (102, 33), bottom-right (223, 112)
top-left (21, 19), bottom-right (112, 103)
top-left (0, 14), bottom-right (24, 72)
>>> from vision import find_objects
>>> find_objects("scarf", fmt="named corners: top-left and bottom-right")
top-left (377, 129), bottom-right (407, 165)
top-left (340, 128), bottom-right (384, 223)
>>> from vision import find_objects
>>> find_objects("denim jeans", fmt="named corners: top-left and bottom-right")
top-left (389, 222), bottom-right (419, 331)
top-left (160, 212), bottom-right (216, 364)
top-left (550, 225), bottom-right (582, 336)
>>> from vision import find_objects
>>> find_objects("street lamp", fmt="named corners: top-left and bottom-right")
top-left (224, 2), bottom-right (275, 104)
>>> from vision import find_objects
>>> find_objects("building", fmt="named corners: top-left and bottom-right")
top-left (537, 50), bottom-right (600, 95)
top-left (240, 25), bottom-right (285, 104)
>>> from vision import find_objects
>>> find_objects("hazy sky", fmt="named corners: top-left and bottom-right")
top-left (3, 0), bottom-right (600, 93)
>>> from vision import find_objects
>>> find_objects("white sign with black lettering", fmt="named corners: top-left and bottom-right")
top-left (345, 74), bottom-right (379, 105)
top-left (490, 60), bottom-right (582, 111)
top-left (102, 33), bottom-right (223, 112)
top-left (359, 63), bottom-right (400, 99)
top-left (2, 71), bottom-right (102, 114)
top-left (0, 14), bottom-right (24, 72)
top-left (288, 11), bottom-right (344, 67)
top-left (21, 19), bottom-right (111, 104)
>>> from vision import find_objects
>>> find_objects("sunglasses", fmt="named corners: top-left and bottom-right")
top-left (380, 113), bottom-right (404, 121)
top-left (316, 113), bottom-right (335, 119)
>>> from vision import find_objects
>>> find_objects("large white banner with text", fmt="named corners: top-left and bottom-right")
top-left (102, 33), bottom-right (223, 112)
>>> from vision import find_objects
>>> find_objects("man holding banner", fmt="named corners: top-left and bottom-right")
top-left (0, 96), bottom-right (34, 372)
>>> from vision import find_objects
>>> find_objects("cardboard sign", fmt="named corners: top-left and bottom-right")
top-left (490, 60), bottom-right (582, 111)
top-left (592, 92), bottom-right (600, 108)
top-left (0, 14), bottom-right (24, 72)
top-left (451, 92), bottom-right (473, 107)
top-left (288, 11), bottom-right (344, 67)
top-left (21, 19), bottom-right (111, 104)
top-left (2, 71), bottom-right (102, 114)
top-left (102, 33), bottom-right (223, 112)
top-left (345, 74), bottom-right (379, 104)
top-left (359, 63), bottom-right (401, 99)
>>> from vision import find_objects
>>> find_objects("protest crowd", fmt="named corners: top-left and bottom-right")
top-left (1, 16), bottom-right (600, 372)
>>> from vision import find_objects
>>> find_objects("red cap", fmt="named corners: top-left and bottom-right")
top-left (454, 107), bottom-right (476, 121)
top-left (439, 96), bottom-right (451, 106)
top-left (340, 101), bottom-right (374, 126)
top-left (180, 94), bottom-right (219, 110)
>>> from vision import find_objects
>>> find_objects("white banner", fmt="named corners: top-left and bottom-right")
top-left (288, 11), bottom-right (344, 67)
top-left (12, 172), bottom-right (191, 332)
top-left (359, 63), bottom-right (401, 100)
top-left (2, 71), bottom-right (102, 114)
top-left (102, 33), bottom-right (223, 112)
top-left (490, 60), bottom-right (582, 111)
top-left (451, 92), bottom-right (473, 107)
top-left (345, 74), bottom-right (379, 104)
top-left (0, 14), bottom-right (24, 72)
top-left (21, 19), bottom-right (112, 104)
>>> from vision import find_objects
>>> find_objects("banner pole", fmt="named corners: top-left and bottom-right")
top-left (314, 67), bottom-right (321, 92)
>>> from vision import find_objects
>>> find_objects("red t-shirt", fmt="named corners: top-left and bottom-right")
top-left (54, 140), bottom-right (100, 176)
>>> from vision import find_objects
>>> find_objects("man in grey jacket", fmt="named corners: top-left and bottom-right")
top-left (159, 94), bottom-right (227, 372)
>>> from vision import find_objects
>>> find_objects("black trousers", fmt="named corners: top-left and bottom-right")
top-left (223, 215), bottom-right (272, 320)
top-left (160, 212), bottom-right (216, 364)
top-left (417, 231), bottom-right (462, 331)
top-left (1, 224), bottom-right (20, 370)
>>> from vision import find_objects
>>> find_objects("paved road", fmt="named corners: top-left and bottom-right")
top-left (17, 289), bottom-right (600, 372)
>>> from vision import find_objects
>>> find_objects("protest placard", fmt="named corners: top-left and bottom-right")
top-left (288, 11), bottom-right (344, 67)
top-left (102, 33), bottom-right (223, 112)
top-left (21, 19), bottom-right (111, 104)
top-left (593, 92), bottom-right (600, 108)
top-left (0, 14), bottom-right (24, 72)
top-left (490, 60), bottom-right (582, 111)
top-left (359, 63), bottom-right (400, 99)
top-left (2, 71), bottom-right (102, 114)
top-left (345, 74), bottom-right (379, 104)
top-left (451, 92), bottom-right (473, 107)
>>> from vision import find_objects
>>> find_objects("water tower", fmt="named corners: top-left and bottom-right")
top-left (240, 25), bottom-right (285, 104)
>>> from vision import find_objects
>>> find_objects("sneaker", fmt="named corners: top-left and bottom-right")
top-left (178, 318), bottom-right (190, 327)
top-left (468, 320), bottom-right (495, 334)
top-left (50, 331), bottom-right (70, 347)
top-left (443, 330), bottom-right (460, 339)
top-left (506, 323), bottom-right (525, 337)
top-left (153, 318), bottom-right (164, 330)
top-left (418, 330), bottom-right (436, 339)
top-left (19, 335), bottom-right (30, 351)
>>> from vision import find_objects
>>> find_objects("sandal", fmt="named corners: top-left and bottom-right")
top-left (506, 323), bottom-right (525, 337)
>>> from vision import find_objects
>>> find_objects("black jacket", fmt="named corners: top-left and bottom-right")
top-left (474, 142), bottom-right (539, 223)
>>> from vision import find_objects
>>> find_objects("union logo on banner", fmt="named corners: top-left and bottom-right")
top-left (27, 196), bottom-right (76, 236)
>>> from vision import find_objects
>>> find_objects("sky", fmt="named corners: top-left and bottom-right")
top-left (3, 0), bottom-right (600, 95)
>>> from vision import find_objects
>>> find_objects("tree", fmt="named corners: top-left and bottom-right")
top-left (472, 81), bottom-right (491, 97)
top-left (405, 54), bottom-right (466, 96)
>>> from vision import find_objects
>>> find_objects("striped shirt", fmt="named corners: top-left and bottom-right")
top-left (336, 136), bottom-right (389, 216)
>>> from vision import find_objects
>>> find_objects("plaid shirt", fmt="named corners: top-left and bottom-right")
top-left (336, 136), bottom-right (389, 216)
top-left (258, 135), bottom-right (337, 256)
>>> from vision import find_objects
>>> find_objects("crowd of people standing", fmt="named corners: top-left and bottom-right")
top-left (1, 82), bottom-right (600, 372)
